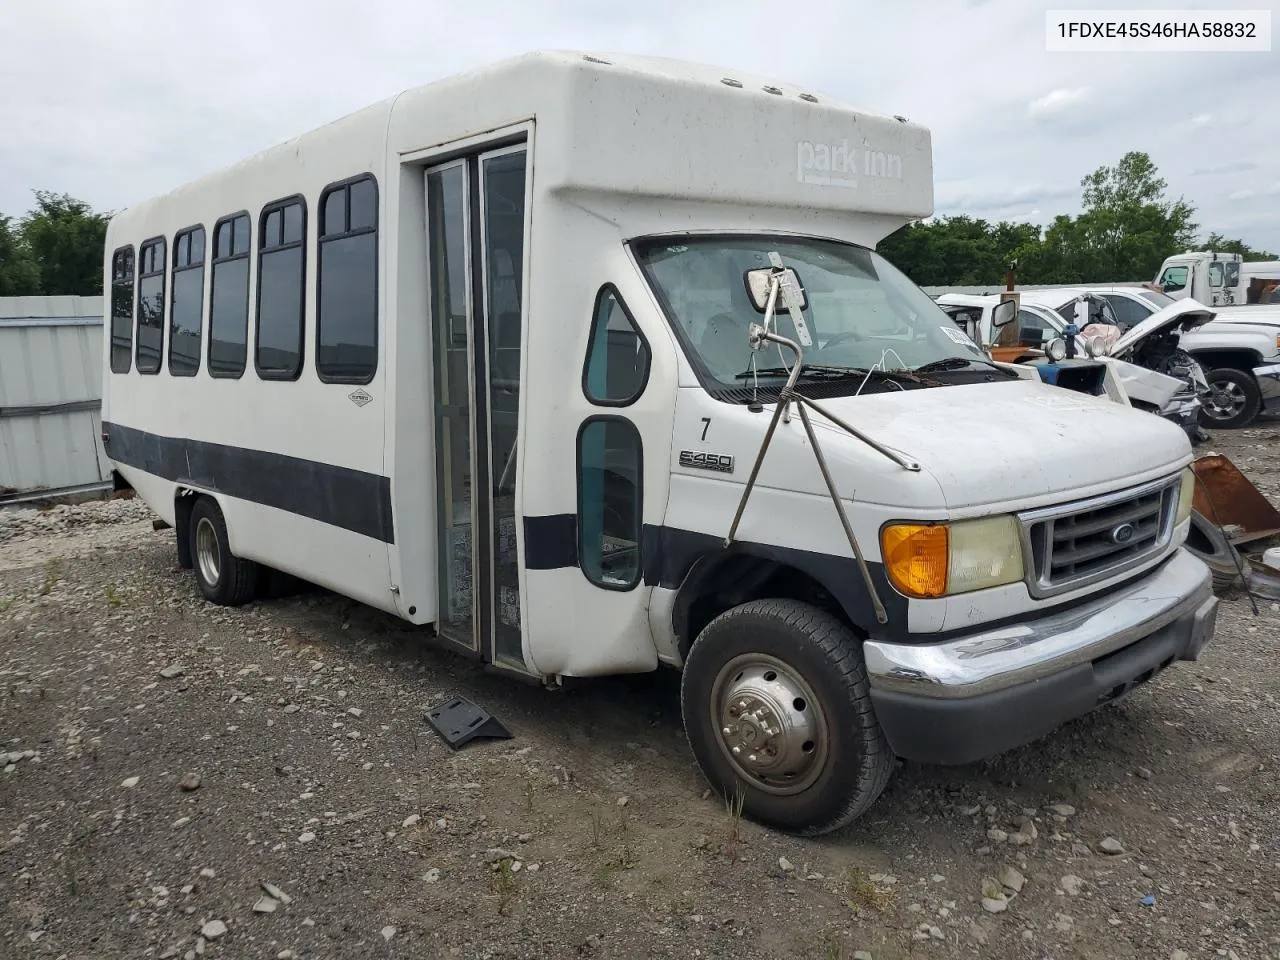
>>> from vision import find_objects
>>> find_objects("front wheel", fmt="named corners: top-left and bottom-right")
top-left (1199, 367), bottom-right (1261, 429)
top-left (680, 599), bottom-right (893, 835)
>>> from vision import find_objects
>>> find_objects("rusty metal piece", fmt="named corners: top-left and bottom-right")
top-left (1190, 454), bottom-right (1280, 545)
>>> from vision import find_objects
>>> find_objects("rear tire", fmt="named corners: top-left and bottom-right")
top-left (1199, 367), bottom-right (1260, 429)
top-left (680, 599), bottom-right (893, 836)
top-left (188, 497), bottom-right (259, 606)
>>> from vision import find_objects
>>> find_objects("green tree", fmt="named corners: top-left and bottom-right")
top-left (1195, 232), bottom-right (1277, 261)
top-left (18, 191), bottom-right (111, 296)
top-left (0, 214), bottom-right (42, 296)
top-left (1072, 151), bottom-right (1197, 281)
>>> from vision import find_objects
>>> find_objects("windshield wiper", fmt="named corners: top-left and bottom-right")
top-left (735, 364), bottom-right (863, 380)
top-left (910, 356), bottom-right (1000, 374)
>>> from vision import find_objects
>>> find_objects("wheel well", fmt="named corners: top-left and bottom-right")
top-left (1188, 349), bottom-right (1261, 373)
top-left (674, 555), bottom-right (855, 660)
top-left (174, 490), bottom-right (199, 570)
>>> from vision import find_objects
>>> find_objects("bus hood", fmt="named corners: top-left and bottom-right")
top-left (805, 378), bottom-right (1191, 511)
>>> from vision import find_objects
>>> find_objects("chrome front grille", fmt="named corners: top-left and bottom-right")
top-left (1019, 474), bottom-right (1181, 598)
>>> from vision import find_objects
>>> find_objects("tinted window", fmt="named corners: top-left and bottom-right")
top-left (583, 285), bottom-right (649, 405)
top-left (256, 198), bottom-right (306, 379)
top-left (578, 418), bottom-right (642, 589)
top-left (169, 226), bottom-right (205, 376)
top-left (110, 246), bottom-right (134, 373)
top-left (136, 238), bottom-right (166, 374)
top-left (317, 175), bottom-right (378, 383)
top-left (209, 214), bottom-right (250, 377)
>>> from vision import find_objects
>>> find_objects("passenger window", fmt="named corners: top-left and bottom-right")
top-left (136, 237), bottom-right (167, 374)
top-left (1160, 265), bottom-right (1188, 293)
top-left (317, 175), bottom-right (378, 383)
top-left (110, 246), bottom-right (135, 373)
top-left (1016, 309), bottom-right (1053, 348)
top-left (1208, 262), bottom-right (1224, 288)
top-left (577, 417), bottom-right (643, 589)
top-left (1105, 295), bottom-right (1148, 331)
top-left (256, 197), bottom-right (306, 380)
top-left (209, 213), bottom-right (251, 378)
top-left (169, 225), bottom-right (205, 376)
top-left (582, 285), bottom-right (650, 405)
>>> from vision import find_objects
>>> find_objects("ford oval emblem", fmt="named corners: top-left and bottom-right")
top-left (1110, 523), bottom-right (1136, 545)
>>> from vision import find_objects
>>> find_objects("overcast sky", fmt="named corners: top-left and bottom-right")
top-left (2, 0), bottom-right (1277, 262)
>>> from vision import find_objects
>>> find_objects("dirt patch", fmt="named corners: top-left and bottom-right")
top-left (2, 429), bottom-right (1280, 959)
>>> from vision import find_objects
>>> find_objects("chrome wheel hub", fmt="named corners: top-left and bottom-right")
top-left (711, 654), bottom-right (828, 796)
top-left (195, 517), bottom-right (221, 586)
top-left (1206, 380), bottom-right (1245, 419)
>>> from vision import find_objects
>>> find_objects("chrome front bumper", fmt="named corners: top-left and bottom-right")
top-left (1253, 362), bottom-right (1280, 411)
top-left (864, 547), bottom-right (1216, 700)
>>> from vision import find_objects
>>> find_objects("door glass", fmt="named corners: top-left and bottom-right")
top-left (481, 149), bottom-right (527, 664)
top-left (427, 164), bottom-right (475, 645)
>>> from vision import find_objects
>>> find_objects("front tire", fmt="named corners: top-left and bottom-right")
top-left (680, 599), bottom-right (893, 836)
top-left (189, 497), bottom-right (259, 606)
top-left (1199, 367), bottom-right (1260, 429)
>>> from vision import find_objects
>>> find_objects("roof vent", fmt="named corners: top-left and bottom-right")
top-left (799, 93), bottom-right (818, 103)
top-left (721, 77), bottom-right (743, 88)
top-left (763, 85), bottom-right (783, 95)
top-left (583, 55), bottom-right (612, 65)
top-left (894, 115), bottom-right (908, 123)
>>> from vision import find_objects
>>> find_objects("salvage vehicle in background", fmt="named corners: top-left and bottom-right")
top-left (935, 292), bottom-right (1210, 443)
top-left (101, 50), bottom-right (1219, 836)
top-left (1155, 251), bottom-right (1280, 307)
top-left (1032, 288), bottom-right (1280, 430)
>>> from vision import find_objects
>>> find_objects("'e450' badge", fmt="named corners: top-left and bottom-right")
top-left (679, 450), bottom-right (734, 474)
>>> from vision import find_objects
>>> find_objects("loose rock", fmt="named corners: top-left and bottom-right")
top-left (381, 926), bottom-right (396, 941)
top-left (778, 856), bottom-right (795, 872)
top-left (200, 920), bottom-right (226, 940)
top-left (159, 664), bottom-right (185, 679)
top-left (179, 772), bottom-right (201, 792)
top-left (1060, 874), bottom-right (1086, 896)
top-left (981, 897), bottom-right (1009, 914)
top-left (998, 866), bottom-right (1026, 893)
top-left (423, 868), bottom-right (442, 883)
top-left (1098, 837), bottom-right (1125, 855)
top-left (986, 828), bottom-right (1008, 843)
top-left (253, 896), bottom-right (279, 913)
top-left (120, 776), bottom-right (140, 789)
top-left (261, 882), bottom-right (293, 905)
top-left (1048, 804), bottom-right (1076, 817)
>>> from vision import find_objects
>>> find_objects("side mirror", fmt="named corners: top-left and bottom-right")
top-left (744, 267), bottom-right (809, 313)
top-left (990, 299), bottom-right (1018, 328)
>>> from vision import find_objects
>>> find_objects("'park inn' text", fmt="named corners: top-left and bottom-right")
top-left (796, 139), bottom-right (903, 188)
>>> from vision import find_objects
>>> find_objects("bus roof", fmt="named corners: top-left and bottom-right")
top-left (109, 50), bottom-right (934, 240)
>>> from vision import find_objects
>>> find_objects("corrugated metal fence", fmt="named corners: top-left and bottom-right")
top-left (0, 296), bottom-right (110, 503)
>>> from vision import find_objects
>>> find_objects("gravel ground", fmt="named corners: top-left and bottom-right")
top-left (2, 429), bottom-right (1280, 960)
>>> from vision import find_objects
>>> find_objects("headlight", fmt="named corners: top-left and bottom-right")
top-left (1045, 338), bottom-right (1068, 362)
top-left (880, 515), bottom-right (1024, 599)
top-left (1177, 467), bottom-right (1196, 526)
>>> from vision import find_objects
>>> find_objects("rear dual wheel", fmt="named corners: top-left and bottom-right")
top-left (680, 599), bottom-right (893, 835)
top-left (189, 497), bottom-right (259, 606)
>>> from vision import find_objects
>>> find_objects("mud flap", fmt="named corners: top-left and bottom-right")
top-left (425, 696), bottom-right (513, 749)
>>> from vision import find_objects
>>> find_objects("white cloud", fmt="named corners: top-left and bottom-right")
top-left (1027, 87), bottom-right (1092, 119)
top-left (1186, 113), bottom-right (1214, 129)
top-left (0, 0), bottom-right (1276, 254)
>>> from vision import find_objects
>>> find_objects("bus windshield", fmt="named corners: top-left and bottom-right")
top-left (632, 235), bottom-right (988, 389)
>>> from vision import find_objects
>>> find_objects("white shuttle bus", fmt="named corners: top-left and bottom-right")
top-left (102, 51), bottom-right (1218, 835)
